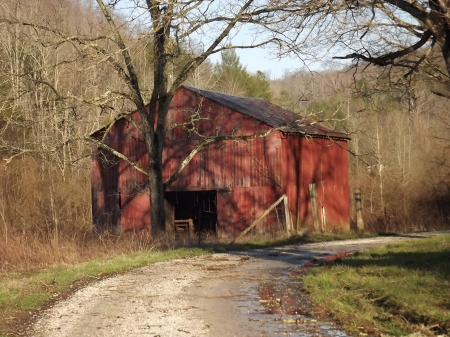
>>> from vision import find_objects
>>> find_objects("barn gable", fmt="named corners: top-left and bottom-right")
top-left (91, 86), bottom-right (350, 235)
top-left (181, 86), bottom-right (348, 139)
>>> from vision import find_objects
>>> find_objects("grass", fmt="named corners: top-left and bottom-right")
top-left (302, 234), bottom-right (450, 336)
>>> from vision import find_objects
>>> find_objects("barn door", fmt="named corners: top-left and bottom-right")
top-left (164, 190), bottom-right (218, 235)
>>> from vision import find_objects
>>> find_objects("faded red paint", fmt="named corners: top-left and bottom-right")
top-left (91, 86), bottom-right (350, 234)
top-left (282, 136), bottom-right (350, 231)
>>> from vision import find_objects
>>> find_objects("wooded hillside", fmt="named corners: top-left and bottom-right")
top-left (1, 0), bottom-right (449, 271)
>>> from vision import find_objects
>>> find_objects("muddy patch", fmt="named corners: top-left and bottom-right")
top-left (234, 262), bottom-right (350, 337)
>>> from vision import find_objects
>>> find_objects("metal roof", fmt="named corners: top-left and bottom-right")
top-left (182, 85), bottom-right (349, 140)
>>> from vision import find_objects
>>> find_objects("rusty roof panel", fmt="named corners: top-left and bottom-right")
top-left (182, 85), bottom-right (349, 139)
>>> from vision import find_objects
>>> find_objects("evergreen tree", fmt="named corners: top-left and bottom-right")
top-left (213, 48), bottom-right (272, 101)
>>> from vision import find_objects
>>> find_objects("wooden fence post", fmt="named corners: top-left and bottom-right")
top-left (296, 196), bottom-right (301, 233)
top-left (355, 188), bottom-right (364, 231)
top-left (309, 183), bottom-right (320, 232)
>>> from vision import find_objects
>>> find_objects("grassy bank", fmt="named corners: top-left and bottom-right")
top-left (303, 234), bottom-right (450, 336)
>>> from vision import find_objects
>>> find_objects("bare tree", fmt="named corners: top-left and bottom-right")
top-left (1, 0), bottom-right (317, 233)
top-left (315, 0), bottom-right (450, 98)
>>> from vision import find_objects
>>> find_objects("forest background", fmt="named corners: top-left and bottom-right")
top-left (0, 0), bottom-right (449, 272)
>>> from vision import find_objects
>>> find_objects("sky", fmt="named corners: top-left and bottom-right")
top-left (209, 48), bottom-right (307, 80)
top-left (209, 48), bottom-right (347, 80)
top-left (112, 1), bottom-right (347, 80)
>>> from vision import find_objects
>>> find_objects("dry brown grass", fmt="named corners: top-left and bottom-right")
top-left (0, 230), bottom-right (166, 274)
top-left (0, 158), bottom-right (175, 274)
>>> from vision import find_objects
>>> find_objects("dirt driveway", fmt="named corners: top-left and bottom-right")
top-left (30, 232), bottom-right (449, 337)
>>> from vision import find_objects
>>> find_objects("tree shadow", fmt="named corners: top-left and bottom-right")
top-left (340, 249), bottom-right (450, 281)
top-left (212, 233), bottom-right (450, 282)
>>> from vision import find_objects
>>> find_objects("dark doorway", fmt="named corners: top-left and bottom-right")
top-left (164, 190), bottom-right (218, 235)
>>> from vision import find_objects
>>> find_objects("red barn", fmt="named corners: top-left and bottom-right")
top-left (91, 86), bottom-right (350, 236)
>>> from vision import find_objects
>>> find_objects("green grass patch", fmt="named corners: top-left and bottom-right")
top-left (303, 234), bottom-right (450, 336)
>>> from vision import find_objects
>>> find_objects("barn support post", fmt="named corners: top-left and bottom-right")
top-left (197, 206), bottom-right (202, 246)
top-left (308, 183), bottom-right (320, 232)
top-left (321, 206), bottom-right (326, 232)
top-left (283, 195), bottom-right (292, 234)
top-left (355, 188), bottom-right (364, 231)
top-left (296, 196), bottom-right (301, 233)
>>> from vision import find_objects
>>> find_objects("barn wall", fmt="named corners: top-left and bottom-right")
top-left (164, 88), bottom-right (282, 192)
top-left (163, 89), bottom-right (285, 233)
top-left (217, 186), bottom-right (284, 237)
top-left (282, 136), bottom-right (350, 231)
top-left (281, 135), bottom-right (302, 230)
top-left (163, 135), bottom-right (282, 191)
top-left (91, 148), bottom-right (121, 231)
top-left (91, 116), bottom-right (151, 231)
top-left (117, 116), bottom-right (151, 231)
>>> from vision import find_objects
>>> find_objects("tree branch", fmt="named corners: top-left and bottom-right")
top-left (333, 29), bottom-right (432, 66)
top-left (87, 137), bottom-right (148, 176)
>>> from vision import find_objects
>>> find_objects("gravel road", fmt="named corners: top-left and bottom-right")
top-left (30, 231), bottom-right (449, 337)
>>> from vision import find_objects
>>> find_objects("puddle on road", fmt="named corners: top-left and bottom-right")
top-left (235, 265), bottom-right (350, 337)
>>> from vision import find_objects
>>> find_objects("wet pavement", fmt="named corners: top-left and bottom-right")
top-left (228, 254), bottom-right (351, 337)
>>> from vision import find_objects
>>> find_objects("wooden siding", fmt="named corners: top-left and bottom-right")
top-left (163, 89), bottom-right (281, 191)
top-left (91, 117), bottom-right (151, 231)
top-left (282, 136), bottom-right (350, 231)
top-left (217, 186), bottom-right (283, 236)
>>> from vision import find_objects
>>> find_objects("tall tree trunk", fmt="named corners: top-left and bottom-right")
top-left (148, 135), bottom-right (165, 234)
top-left (442, 27), bottom-right (450, 81)
top-left (146, 0), bottom-right (172, 234)
top-left (148, 91), bottom-right (172, 233)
